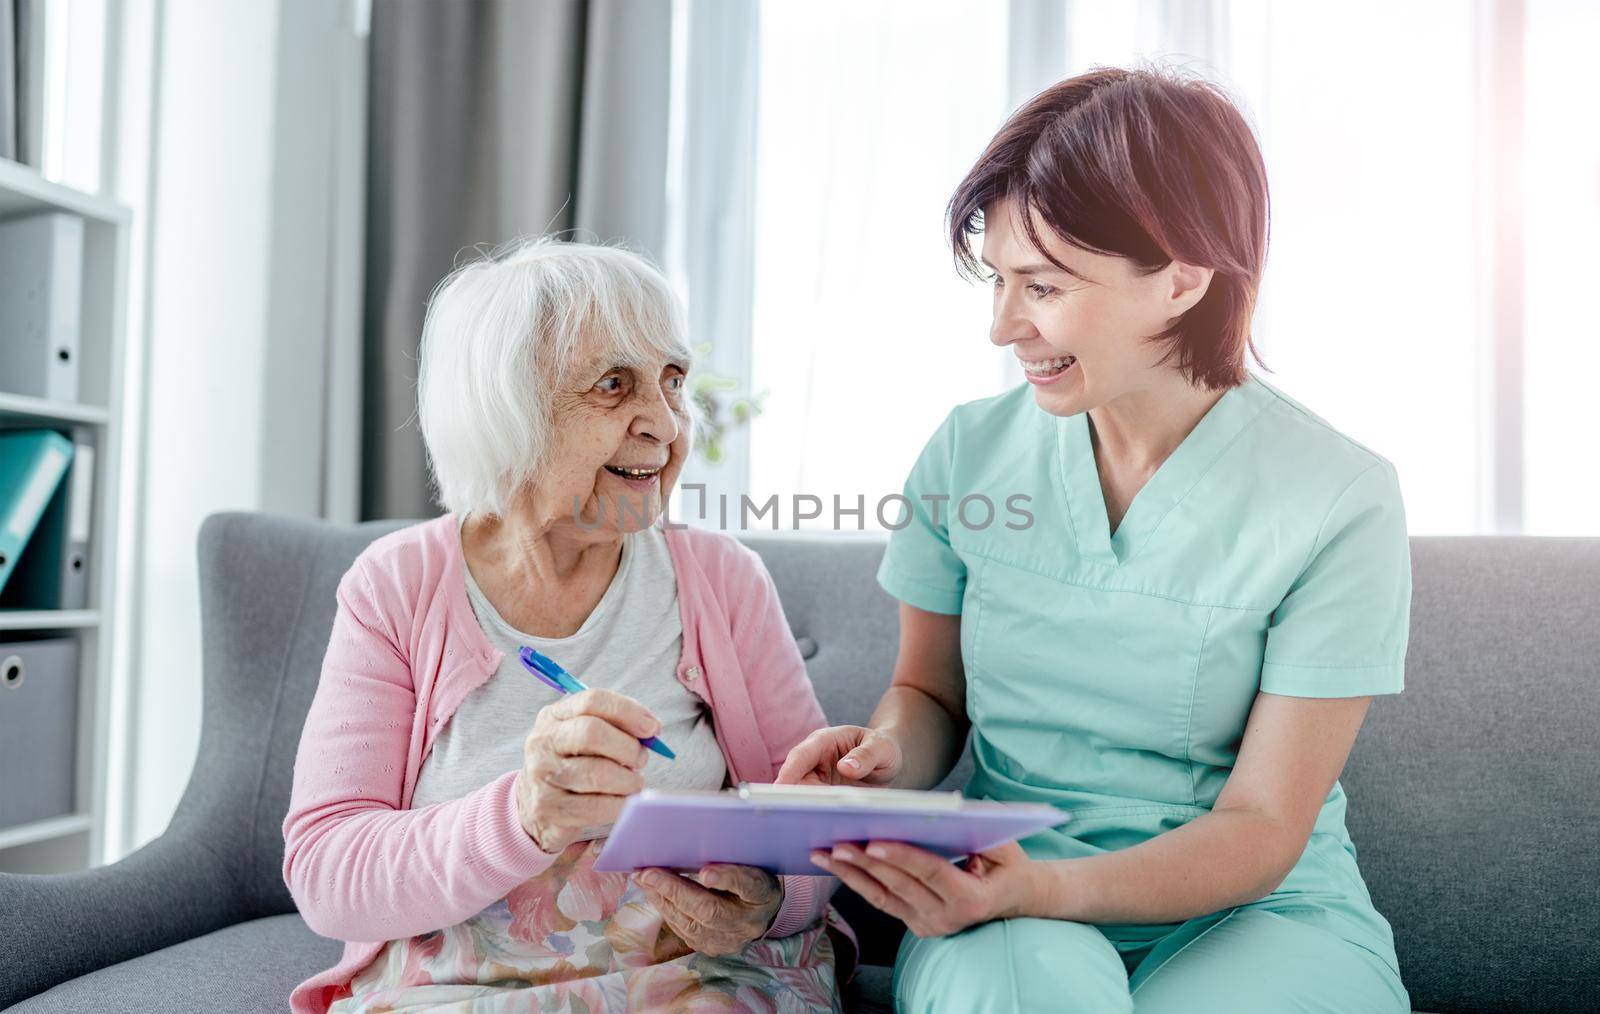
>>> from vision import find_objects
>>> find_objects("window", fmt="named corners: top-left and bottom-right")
top-left (1219, 1), bottom-right (1482, 534)
top-left (748, 1), bottom-right (1010, 529)
top-left (37, 0), bottom-right (109, 194)
top-left (739, 0), bottom-right (1596, 534)
top-left (1521, 0), bottom-right (1600, 535)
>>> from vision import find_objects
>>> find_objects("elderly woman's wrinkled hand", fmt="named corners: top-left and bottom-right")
top-left (634, 863), bottom-right (783, 956)
top-left (515, 688), bottom-right (659, 853)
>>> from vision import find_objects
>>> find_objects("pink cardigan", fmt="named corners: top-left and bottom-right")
top-left (282, 514), bottom-right (851, 1014)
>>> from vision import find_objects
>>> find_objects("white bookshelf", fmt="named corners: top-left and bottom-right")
top-left (0, 157), bottom-right (131, 874)
top-left (0, 392), bottom-right (112, 426)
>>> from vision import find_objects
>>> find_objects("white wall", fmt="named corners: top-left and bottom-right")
top-left (126, 0), bottom-right (278, 852)
top-left (116, 0), bottom-right (362, 856)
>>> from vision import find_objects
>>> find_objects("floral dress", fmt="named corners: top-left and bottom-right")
top-left (329, 838), bottom-right (844, 1013)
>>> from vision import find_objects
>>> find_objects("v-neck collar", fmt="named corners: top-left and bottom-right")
top-left (1056, 377), bottom-right (1270, 566)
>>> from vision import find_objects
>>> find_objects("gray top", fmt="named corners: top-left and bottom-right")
top-left (410, 520), bottom-right (726, 839)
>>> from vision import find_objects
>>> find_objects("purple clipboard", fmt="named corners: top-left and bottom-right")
top-left (593, 786), bottom-right (1069, 875)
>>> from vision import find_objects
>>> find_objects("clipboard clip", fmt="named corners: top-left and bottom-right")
top-left (735, 781), bottom-right (966, 810)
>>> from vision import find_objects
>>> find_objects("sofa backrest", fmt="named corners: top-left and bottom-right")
top-left (195, 513), bottom-right (1597, 1012)
top-left (1337, 537), bottom-right (1599, 1013)
top-left (738, 534), bottom-right (975, 794)
top-left (186, 514), bottom-right (412, 917)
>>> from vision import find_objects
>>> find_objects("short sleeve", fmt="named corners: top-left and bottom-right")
top-left (1260, 461), bottom-right (1412, 697)
top-left (876, 411), bottom-right (966, 614)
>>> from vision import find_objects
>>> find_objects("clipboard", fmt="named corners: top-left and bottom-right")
top-left (593, 783), bottom-right (1069, 875)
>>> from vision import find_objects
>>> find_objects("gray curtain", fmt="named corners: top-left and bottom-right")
top-left (1, 0), bottom-right (13, 161)
top-left (2, 0), bottom-right (43, 166)
top-left (362, 0), bottom-right (672, 521)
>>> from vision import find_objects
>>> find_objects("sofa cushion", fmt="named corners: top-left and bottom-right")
top-left (848, 964), bottom-right (895, 1013)
top-left (9, 906), bottom-right (897, 1013)
top-left (11, 914), bottom-right (342, 1013)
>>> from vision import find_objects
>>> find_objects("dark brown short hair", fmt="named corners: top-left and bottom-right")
top-left (948, 66), bottom-right (1270, 389)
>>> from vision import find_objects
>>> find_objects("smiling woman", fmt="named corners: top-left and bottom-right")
top-left (948, 66), bottom-right (1270, 398)
top-left (281, 238), bottom-right (854, 1013)
top-left (416, 237), bottom-right (696, 527)
top-left (777, 66), bottom-right (1412, 1014)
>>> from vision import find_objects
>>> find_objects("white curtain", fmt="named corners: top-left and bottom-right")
top-left (1520, 0), bottom-right (1600, 535)
top-left (1214, 1), bottom-right (1483, 534)
top-left (743, 0), bottom-right (1011, 529)
top-left (731, 0), bottom-right (1597, 535)
top-left (662, 0), bottom-right (762, 517)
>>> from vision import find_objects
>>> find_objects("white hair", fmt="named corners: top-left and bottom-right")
top-left (417, 236), bottom-right (695, 518)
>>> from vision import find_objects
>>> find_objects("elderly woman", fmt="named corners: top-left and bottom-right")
top-left (780, 67), bottom-right (1412, 1013)
top-left (283, 240), bottom-right (850, 1013)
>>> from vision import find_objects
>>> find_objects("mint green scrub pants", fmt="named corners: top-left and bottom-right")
top-left (892, 907), bottom-right (1409, 1013)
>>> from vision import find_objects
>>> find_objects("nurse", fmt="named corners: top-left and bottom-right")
top-left (777, 67), bottom-right (1412, 1012)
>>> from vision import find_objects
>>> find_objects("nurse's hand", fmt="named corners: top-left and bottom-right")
top-left (812, 839), bottom-right (1035, 938)
top-left (775, 725), bottom-right (903, 787)
top-left (634, 863), bottom-right (784, 956)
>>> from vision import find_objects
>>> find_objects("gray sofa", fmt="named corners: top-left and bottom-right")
top-left (3, 513), bottom-right (1596, 1012)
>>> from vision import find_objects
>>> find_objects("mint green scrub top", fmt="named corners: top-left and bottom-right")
top-left (876, 376), bottom-right (1411, 977)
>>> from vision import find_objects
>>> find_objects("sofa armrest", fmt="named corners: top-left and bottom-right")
top-left (0, 830), bottom-right (248, 1006)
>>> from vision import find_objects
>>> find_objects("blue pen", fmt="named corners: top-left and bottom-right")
top-left (518, 645), bottom-right (676, 760)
